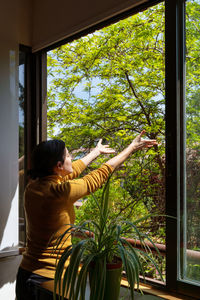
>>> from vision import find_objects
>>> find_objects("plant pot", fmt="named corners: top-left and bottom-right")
top-left (89, 258), bottom-right (122, 300)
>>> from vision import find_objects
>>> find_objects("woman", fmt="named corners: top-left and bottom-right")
top-left (16, 130), bottom-right (157, 300)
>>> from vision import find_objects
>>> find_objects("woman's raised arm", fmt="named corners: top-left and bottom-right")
top-left (106, 130), bottom-right (157, 170)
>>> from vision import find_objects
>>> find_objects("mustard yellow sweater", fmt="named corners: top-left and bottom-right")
top-left (20, 160), bottom-right (113, 279)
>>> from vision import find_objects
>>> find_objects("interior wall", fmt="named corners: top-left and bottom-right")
top-left (0, 256), bottom-right (22, 299)
top-left (18, 0), bottom-right (33, 46)
top-left (0, 41), bottom-right (18, 252)
top-left (32, 0), bottom-right (147, 51)
top-left (0, 0), bottom-right (32, 299)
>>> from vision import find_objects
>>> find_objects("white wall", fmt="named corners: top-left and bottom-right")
top-left (0, 256), bottom-right (22, 299)
top-left (0, 43), bottom-right (19, 252)
top-left (0, 1), bottom-right (32, 299)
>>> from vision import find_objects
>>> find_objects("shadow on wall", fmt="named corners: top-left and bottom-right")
top-left (0, 255), bottom-right (22, 288)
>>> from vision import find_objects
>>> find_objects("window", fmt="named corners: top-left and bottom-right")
top-left (18, 45), bottom-right (46, 249)
top-left (179, 0), bottom-right (200, 285)
top-left (47, 1), bottom-right (166, 283)
top-left (166, 0), bottom-right (200, 297)
top-left (32, 0), bottom-right (200, 297)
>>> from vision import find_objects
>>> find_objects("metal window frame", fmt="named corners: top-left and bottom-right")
top-left (19, 46), bottom-right (46, 183)
top-left (165, 0), bottom-right (200, 298)
top-left (16, 45), bottom-right (47, 252)
top-left (19, 45), bottom-right (31, 247)
top-left (27, 50), bottom-right (47, 152)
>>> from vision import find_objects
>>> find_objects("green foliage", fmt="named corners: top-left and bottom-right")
top-left (187, 264), bottom-right (200, 281)
top-left (185, 0), bottom-right (200, 258)
top-left (75, 180), bottom-right (149, 227)
top-left (186, 1), bottom-right (200, 147)
top-left (53, 179), bottom-right (163, 300)
top-left (47, 4), bottom-right (165, 151)
top-left (47, 3), bottom-right (166, 245)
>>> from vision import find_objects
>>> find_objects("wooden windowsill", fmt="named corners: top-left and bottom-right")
top-left (0, 247), bottom-right (25, 259)
top-left (121, 279), bottom-right (195, 300)
top-left (40, 277), bottom-right (194, 300)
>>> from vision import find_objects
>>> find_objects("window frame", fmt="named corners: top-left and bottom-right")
top-left (17, 45), bottom-right (47, 252)
top-left (165, 0), bottom-right (200, 298)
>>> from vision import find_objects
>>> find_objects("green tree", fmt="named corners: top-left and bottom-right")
top-left (186, 0), bottom-right (200, 147)
top-left (185, 0), bottom-right (200, 258)
top-left (47, 3), bottom-right (166, 236)
top-left (47, 1), bottom-right (200, 247)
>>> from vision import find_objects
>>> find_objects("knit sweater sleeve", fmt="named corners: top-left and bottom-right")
top-left (65, 163), bottom-right (114, 203)
top-left (63, 159), bottom-right (86, 181)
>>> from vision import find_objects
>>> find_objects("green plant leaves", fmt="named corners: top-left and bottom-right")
top-left (53, 179), bottom-right (164, 300)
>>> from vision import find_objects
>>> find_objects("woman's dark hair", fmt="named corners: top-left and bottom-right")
top-left (28, 139), bottom-right (66, 179)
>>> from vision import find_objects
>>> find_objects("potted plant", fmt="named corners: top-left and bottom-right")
top-left (53, 177), bottom-right (163, 300)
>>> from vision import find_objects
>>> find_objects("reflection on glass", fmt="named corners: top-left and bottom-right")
top-left (19, 51), bottom-right (26, 246)
top-left (183, 0), bottom-right (200, 284)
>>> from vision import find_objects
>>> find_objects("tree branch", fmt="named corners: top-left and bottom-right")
top-left (124, 71), bottom-right (151, 126)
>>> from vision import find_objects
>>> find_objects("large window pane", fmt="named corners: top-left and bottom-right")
top-left (181, 0), bottom-right (200, 284)
top-left (47, 2), bottom-right (165, 281)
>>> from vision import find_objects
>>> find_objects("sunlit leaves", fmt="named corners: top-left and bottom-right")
top-left (47, 1), bottom-right (200, 253)
top-left (47, 4), bottom-right (166, 245)
top-left (47, 4), bottom-right (165, 150)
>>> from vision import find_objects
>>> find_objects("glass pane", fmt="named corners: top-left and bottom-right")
top-left (182, 0), bottom-right (200, 284)
top-left (47, 2), bottom-right (166, 282)
top-left (18, 51), bottom-right (26, 246)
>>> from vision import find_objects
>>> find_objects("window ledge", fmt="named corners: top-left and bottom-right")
top-left (121, 279), bottom-right (195, 300)
top-left (0, 247), bottom-right (25, 259)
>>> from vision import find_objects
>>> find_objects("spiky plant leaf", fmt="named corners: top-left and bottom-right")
top-left (53, 176), bottom-right (164, 300)
top-left (54, 245), bottom-right (72, 300)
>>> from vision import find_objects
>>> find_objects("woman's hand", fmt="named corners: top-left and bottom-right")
top-left (95, 139), bottom-right (116, 155)
top-left (81, 131), bottom-right (157, 168)
top-left (80, 139), bottom-right (115, 166)
top-left (106, 130), bottom-right (158, 169)
top-left (131, 130), bottom-right (157, 151)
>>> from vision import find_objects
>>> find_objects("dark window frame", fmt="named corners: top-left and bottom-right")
top-left (18, 45), bottom-right (30, 247)
top-left (17, 45), bottom-right (47, 251)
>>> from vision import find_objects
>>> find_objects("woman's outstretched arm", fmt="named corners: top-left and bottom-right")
top-left (106, 130), bottom-right (157, 170)
top-left (64, 141), bottom-right (115, 181)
